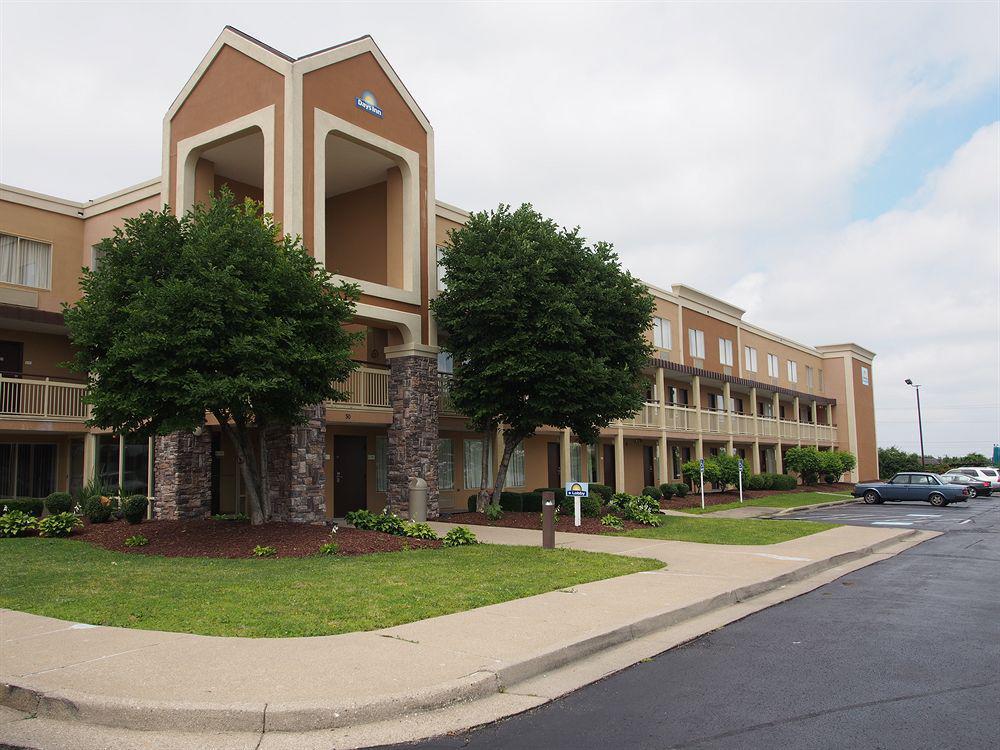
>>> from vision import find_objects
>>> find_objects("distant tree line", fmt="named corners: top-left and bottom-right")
top-left (877, 447), bottom-right (994, 479)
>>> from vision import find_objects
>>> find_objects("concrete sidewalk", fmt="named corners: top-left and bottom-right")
top-left (0, 523), bottom-right (931, 749)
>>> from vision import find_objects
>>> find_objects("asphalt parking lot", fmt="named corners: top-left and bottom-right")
top-left (782, 495), bottom-right (999, 532)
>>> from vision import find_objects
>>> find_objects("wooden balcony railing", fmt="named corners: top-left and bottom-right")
top-left (329, 365), bottom-right (391, 410)
top-left (0, 374), bottom-right (88, 421)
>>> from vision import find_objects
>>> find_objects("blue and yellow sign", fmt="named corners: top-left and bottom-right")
top-left (355, 90), bottom-right (383, 118)
top-left (565, 482), bottom-right (589, 497)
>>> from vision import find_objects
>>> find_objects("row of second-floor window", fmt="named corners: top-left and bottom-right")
top-left (743, 345), bottom-right (822, 390)
top-left (0, 233), bottom-right (52, 289)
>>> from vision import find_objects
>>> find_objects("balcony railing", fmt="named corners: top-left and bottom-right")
top-left (0, 374), bottom-right (88, 421)
top-left (329, 365), bottom-right (391, 410)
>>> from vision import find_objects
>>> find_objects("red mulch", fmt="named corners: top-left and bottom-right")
top-left (662, 482), bottom-right (855, 511)
top-left (444, 511), bottom-right (646, 534)
top-left (74, 519), bottom-right (441, 558)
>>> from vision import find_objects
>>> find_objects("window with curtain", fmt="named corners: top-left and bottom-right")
top-left (569, 443), bottom-right (582, 482)
top-left (767, 353), bottom-right (779, 377)
top-left (688, 328), bottom-right (705, 359)
top-left (438, 438), bottom-right (454, 490)
top-left (806, 366), bottom-right (814, 388)
top-left (375, 436), bottom-right (388, 492)
top-left (719, 338), bottom-right (734, 366)
top-left (0, 234), bottom-right (52, 289)
top-left (652, 317), bottom-right (671, 350)
top-left (744, 346), bottom-right (758, 372)
top-left (787, 360), bottom-right (798, 383)
top-left (437, 351), bottom-right (453, 374)
top-left (589, 443), bottom-right (599, 483)
top-left (463, 438), bottom-right (492, 489)
top-left (509, 443), bottom-right (526, 487)
top-left (0, 443), bottom-right (57, 498)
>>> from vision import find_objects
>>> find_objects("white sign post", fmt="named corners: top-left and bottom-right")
top-left (699, 458), bottom-right (706, 510)
top-left (738, 458), bottom-right (744, 504)
top-left (565, 482), bottom-right (589, 527)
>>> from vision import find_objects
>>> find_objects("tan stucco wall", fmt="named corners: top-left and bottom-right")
top-left (739, 328), bottom-right (825, 392)
top-left (649, 297), bottom-right (681, 363)
top-left (326, 182), bottom-right (388, 284)
top-left (169, 44), bottom-right (284, 222)
top-left (0, 328), bottom-right (78, 380)
top-left (852, 358), bottom-right (878, 480)
top-left (682, 309), bottom-right (739, 372)
top-left (0, 200), bottom-right (84, 312)
top-left (302, 51), bottom-right (429, 342)
top-left (82, 194), bottom-right (162, 267)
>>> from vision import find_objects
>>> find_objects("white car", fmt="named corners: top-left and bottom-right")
top-left (944, 467), bottom-right (1000, 493)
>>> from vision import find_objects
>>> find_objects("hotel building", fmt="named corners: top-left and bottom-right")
top-left (0, 28), bottom-right (877, 520)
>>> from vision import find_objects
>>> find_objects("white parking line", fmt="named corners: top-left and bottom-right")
top-left (906, 514), bottom-right (941, 518)
top-left (959, 519), bottom-right (973, 525)
top-left (871, 521), bottom-right (914, 526)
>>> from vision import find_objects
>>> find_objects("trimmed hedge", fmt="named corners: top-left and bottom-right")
top-left (533, 487), bottom-right (568, 503)
top-left (641, 486), bottom-right (662, 500)
top-left (1, 498), bottom-right (44, 517)
top-left (45, 492), bottom-right (74, 515)
top-left (659, 483), bottom-right (675, 500)
top-left (521, 492), bottom-right (543, 513)
top-left (499, 492), bottom-right (523, 512)
top-left (745, 473), bottom-right (798, 491)
top-left (672, 482), bottom-right (689, 498)
top-left (589, 484), bottom-right (613, 503)
top-left (559, 494), bottom-right (601, 518)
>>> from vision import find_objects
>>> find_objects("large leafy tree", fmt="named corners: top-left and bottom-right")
top-left (877, 446), bottom-right (922, 479)
top-left (64, 189), bottom-right (361, 524)
top-left (432, 204), bottom-right (654, 510)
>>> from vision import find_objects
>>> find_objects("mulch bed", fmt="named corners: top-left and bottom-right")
top-left (444, 511), bottom-right (646, 534)
top-left (662, 482), bottom-right (855, 511)
top-left (74, 519), bottom-right (441, 558)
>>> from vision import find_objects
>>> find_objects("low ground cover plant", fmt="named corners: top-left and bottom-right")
top-left (318, 541), bottom-right (339, 555)
top-left (0, 510), bottom-right (38, 538)
top-left (403, 522), bottom-right (438, 540)
top-left (442, 526), bottom-right (478, 547)
top-left (212, 513), bottom-right (250, 522)
top-left (601, 513), bottom-right (625, 530)
top-left (253, 545), bottom-right (277, 558)
top-left (37, 513), bottom-right (82, 538)
top-left (124, 534), bottom-right (149, 547)
top-left (1, 499), bottom-right (44, 517)
top-left (484, 503), bottom-right (503, 521)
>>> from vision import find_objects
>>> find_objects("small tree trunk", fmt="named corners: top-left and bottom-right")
top-left (490, 434), bottom-right (520, 506)
top-left (477, 430), bottom-right (492, 512)
top-left (258, 429), bottom-right (271, 521)
top-left (219, 418), bottom-right (265, 525)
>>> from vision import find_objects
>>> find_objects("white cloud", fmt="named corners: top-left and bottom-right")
top-left (724, 123), bottom-right (1000, 456)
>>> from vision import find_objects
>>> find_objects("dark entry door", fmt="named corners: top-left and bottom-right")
top-left (643, 445), bottom-right (655, 488)
top-left (603, 444), bottom-right (616, 492)
top-left (334, 436), bottom-right (367, 515)
top-left (547, 442), bottom-right (561, 488)
top-left (0, 341), bottom-right (23, 377)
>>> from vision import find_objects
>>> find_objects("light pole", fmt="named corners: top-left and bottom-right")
top-left (905, 379), bottom-right (925, 467)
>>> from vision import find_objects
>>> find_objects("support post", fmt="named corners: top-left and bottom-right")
top-left (542, 491), bottom-right (555, 549)
top-left (614, 427), bottom-right (625, 494)
top-left (561, 428), bottom-right (572, 481)
top-left (693, 375), bottom-right (704, 460)
top-left (773, 391), bottom-right (782, 471)
top-left (793, 395), bottom-right (802, 446)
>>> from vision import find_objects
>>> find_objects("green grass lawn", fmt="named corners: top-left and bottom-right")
top-left (679, 492), bottom-right (854, 515)
top-left (613, 516), bottom-right (837, 545)
top-left (0, 539), bottom-right (662, 638)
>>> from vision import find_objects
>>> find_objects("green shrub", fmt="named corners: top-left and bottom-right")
top-left (345, 509), bottom-right (378, 530)
top-left (211, 512), bottom-right (249, 522)
top-left (784, 447), bottom-right (823, 485)
top-left (442, 526), bottom-right (478, 547)
top-left (600, 513), bottom-right (625, 530)
top-left (589, 484), bottom-right (613, 503)
top-left (659, 483), bottom-right (675, 500)
top-left (1, 498), bottom-right (44, 517)
top-left (37, 512), bottom-right (81, 538)
top-left (746, 474), bottom-right (765, 491)
top-left (253, 545), bottom-right (277, 557)
top-left (558, 494), bottom-right (601, 518)
top-left (80, 494), bottom-right (114, 524)
top-left (372, 512), bottom-right (407, 536)
top-left (467, 494), bottom-right (477, 512)
top-left (682, 459), bottom-right (721, 488)
top-left (403, 521), bottom-right (438, 540)
top-left (672, 482), bottom-right (688, 497)
top-left (45, 492), bottom-right (74, 515)
top-left (484, 503), bottom-right (503, 521)
top-left (0, 510), bottom-right (38, 537)
top-left (533, 487), bottom-right (567, 503)
top-left (319, 542), bottom-right (339, 555)
top-left (714, 453), bottom-right (741, 490)
top-left (620, 499), bottom-right (660, 526)
top-left (641, 486), bottom-right (662, 500)
top-left (499, 492), bottom-right (523, 512)
top-left (124, 534), bottom-right (148, 548)
top-left (521, 492), bottom-right (543, 513)
top-left (121, 495), bottom-right (148, 525)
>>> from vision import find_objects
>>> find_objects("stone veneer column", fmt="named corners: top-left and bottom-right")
top-left (386, 349), bottom-right (439, 519)
top-left (153, 430), bottom-right (212, 519)
top-left (265, 404), bottom-right (327, 524)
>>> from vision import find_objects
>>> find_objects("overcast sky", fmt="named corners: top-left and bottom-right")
top-left (2, 1), bottom-right (998, 458)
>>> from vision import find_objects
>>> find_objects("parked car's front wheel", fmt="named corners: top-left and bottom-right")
top-left (864, 490), bottom-right (883, 504)
top-left (929, 493), bottom-right (947, 507)
top-left (968, 487), bottom-right (978, 498)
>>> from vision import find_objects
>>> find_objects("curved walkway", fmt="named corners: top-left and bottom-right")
top-left (0, 524), bottom-right (926, 748)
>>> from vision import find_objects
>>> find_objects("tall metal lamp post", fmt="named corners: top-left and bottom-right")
top-left (905, 379), bottom-right (925, 467)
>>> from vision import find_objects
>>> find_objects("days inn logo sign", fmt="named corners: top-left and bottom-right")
top-left (355, 90), bottom-right (383, 119)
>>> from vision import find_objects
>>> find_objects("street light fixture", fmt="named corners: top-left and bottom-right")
top-left (905, 379), bottom-right (925, 467)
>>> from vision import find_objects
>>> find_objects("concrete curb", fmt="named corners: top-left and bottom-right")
top-left (768, 497), bottom-right (858, 517)
top-left (0, 528), bottom-right (915, 736)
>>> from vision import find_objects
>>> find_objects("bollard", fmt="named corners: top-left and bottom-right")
top-left (542, 491), bottom-right (555, 549)
top-left (408, 476), bottom-right (428, 522)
